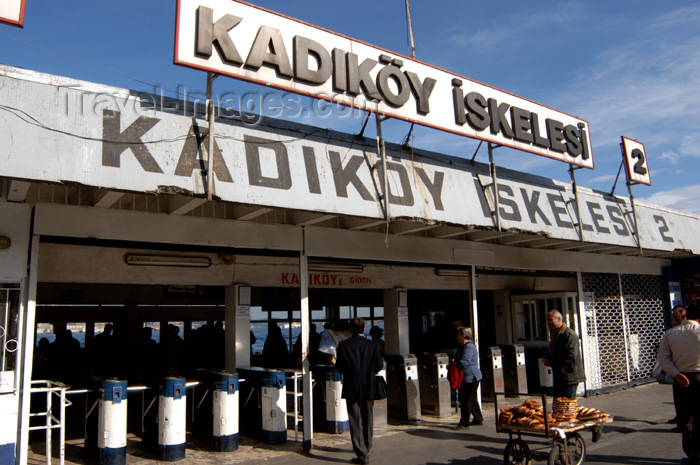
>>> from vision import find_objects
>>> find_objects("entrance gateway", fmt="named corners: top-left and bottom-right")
top-left (1, 2), bottom-right (697, 464)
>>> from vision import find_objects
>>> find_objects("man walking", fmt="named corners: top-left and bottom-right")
top-left (545, 310), bottom-right (585, 398)
top-left (335, 318), bottom-right (384, 465)
top-left (668, 305), bottom-right (686, 429)
top-left (658, 304), bottom-right (700, 463)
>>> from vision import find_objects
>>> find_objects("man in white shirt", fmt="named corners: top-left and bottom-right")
top-left (658, 304), bottom-right (700, 463)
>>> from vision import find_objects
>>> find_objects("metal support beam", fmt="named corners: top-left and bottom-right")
top-left (93, 190), bottom-right (124, 208)
top-left (235, 207), bottom-right (273, 221)
top-left (568, 164), bottom-right (585, 242)
top-left (206, 72), bottom-right (219, 202)
top-left (488, 143), bottom-right (501, 235)
top-left (168, 197), bottom-right (208, 215)
top-left (375, 114), bottom-right (390, 225)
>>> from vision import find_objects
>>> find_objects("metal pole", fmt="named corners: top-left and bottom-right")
top-left (470, 265), bottom-right (481, 407)
top-left (376, 115), bottom-right (390, 223)
top-left (626, 180), bottom-right (644, 256)
top-left (617, 273), bottom-right (632, 386)
top-left (206, 73), bottom-right (218, 202)
top-left (18, 230), bottom-right (40, 465)
top-left (575, 272), bottom-right (589, 395)
top-left (299, 231), bottom-right (313, 451)
top-left (488, 143), bottom-right (501, 234)
top-left (569, 164), bottom-right (584, 242)
top-left (405, 0), bottom-right (416, 59)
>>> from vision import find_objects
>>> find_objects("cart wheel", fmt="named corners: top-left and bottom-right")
top-left (548, 442), bottom-right (573, 465)
top-left (566, 432), bottom-right (586, 465)
top-left (504, 439), bottom-right (532, 465)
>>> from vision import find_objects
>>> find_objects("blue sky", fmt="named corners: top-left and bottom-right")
top-left (1, 1), bottom-right (699, 213)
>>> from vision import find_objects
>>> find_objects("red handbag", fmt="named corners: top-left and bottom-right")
top-left (447, 360), bottom-right (463, 389)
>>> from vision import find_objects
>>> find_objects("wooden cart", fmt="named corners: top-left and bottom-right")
top-left (495, 393), bottom-right (613, 465)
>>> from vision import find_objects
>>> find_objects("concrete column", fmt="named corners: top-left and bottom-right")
top-left (299, 251), bottom-right (313, 451)
top-left (383, 288), bottom-right (409, 356)
top-left (225, 285), bottom-right (251, 372)
top-left (470, 265), bottom-right (481, 406)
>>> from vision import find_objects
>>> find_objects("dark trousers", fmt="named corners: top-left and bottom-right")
top-left (677, 373), bottom-right (700, 460)
top-left (347, 400), bottom-right (374, 462)
top-left (673, 381), bottom-right (681, 419)
top-left (553, 383), bottom-right (578, 399)
top-left (458, 381), bottom-right (483, 426)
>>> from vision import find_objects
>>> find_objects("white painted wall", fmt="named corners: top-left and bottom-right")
top-left (0, 203), bottom-right (31, 282)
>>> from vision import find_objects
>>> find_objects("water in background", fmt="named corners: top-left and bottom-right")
top-left (37, 322), bottom-right (384, 354)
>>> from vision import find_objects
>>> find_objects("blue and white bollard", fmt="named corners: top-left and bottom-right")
top-left (325, 369), bottom-right (349, 433)
top-left (98, 379), bottom-right (127, 465)
top-left (158, 377), bottom-right (186, 461)
top-left (212, 373), bottom-right (239, 451)
top-left (260, 370), bottom-right (286, 444)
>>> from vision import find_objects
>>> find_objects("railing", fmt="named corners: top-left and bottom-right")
top-left (29, 380), bottom-right (70, 465)
top-left (286, 371), bottom-right (303, 441)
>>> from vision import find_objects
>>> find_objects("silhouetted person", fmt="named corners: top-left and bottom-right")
top-left (51, 322), bottom-right (82, 387)
top-left (369, 326), bottom-right (385, 356)
top-left (157, 324), bottom-right (185, 377)
top-left (132, 327), bottom-right (157, 384)
top-left (93, 323), bottom-right (117, 377)
top-left (33, 337), bottom-right (53, 380)
top-left (262, 323), bottom-right (289, 368)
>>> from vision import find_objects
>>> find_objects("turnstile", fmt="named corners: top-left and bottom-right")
top-left (500, 345), bottom-right (528, 396)
top-left (418, 353), bottom-right (451, 417)
top-left (480, 346), bottom-right (505, 402)
top-left (386, 354), bottom-right (421, 421)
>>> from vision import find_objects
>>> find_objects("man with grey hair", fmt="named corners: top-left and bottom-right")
top-left (545, 310), bottom-right (585, 398)
top-left (453, 326), bottom-right (483, 429)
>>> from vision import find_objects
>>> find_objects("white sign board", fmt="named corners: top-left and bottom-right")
top-left (1, 66), bottom-right (698, 254)
top-left (174, 0), bottom-right (594, 169)
top-left (621, 136), bottom-right (651, 186)
top-left (0, 0), bottom-right (25, 27)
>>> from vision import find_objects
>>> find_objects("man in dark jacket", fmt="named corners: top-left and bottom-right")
top-left (546, 310), bottom-right (585, 398)
top-left (335, 318), bottom-right (384, 465)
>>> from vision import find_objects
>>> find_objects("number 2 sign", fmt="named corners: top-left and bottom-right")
top-left (621, 136), bottom-right (651, 186)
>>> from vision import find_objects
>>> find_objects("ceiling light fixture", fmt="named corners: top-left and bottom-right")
top-left (435, 268), bottom-right (470, 277)
top-left (308, 261), bottom-right (364, 273)
top-left (124, 254), bottom-right (211, 268)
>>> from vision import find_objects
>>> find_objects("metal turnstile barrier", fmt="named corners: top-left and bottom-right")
top-left (418, 353), bottom-right (451, 417)
top-left (386, 354), bottom-right (421, 421)
top-left (500, 345), bottom-right (528, 396)
top-left (192, 370), bottom-right (239, 452)
top-left (374, 362), bottom-right (387, 427)
top-left (480, 346), bottom-right (504, 402)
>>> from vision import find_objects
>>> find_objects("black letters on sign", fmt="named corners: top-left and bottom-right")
top-left (631, 148), bottom-right (648, 175)
top-left (653, 215), bottom-right (674, 243)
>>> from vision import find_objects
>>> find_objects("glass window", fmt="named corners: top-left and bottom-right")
top-left (339, 306), bottom-right (352, 319)
top-left (357, 306), bottom-right (371, 318)
top-left (270, 311), bottom-right (288, 320)
top-left (250, 306), bottom-right (266, 320)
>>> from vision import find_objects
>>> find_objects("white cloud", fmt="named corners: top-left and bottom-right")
top-left (660, 151), bottom-right (681, 165)
top-left (640, 185), bottom-right (700, 215)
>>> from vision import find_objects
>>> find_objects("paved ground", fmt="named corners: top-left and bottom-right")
top-left (28, 382), bottom-right (691, 464)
